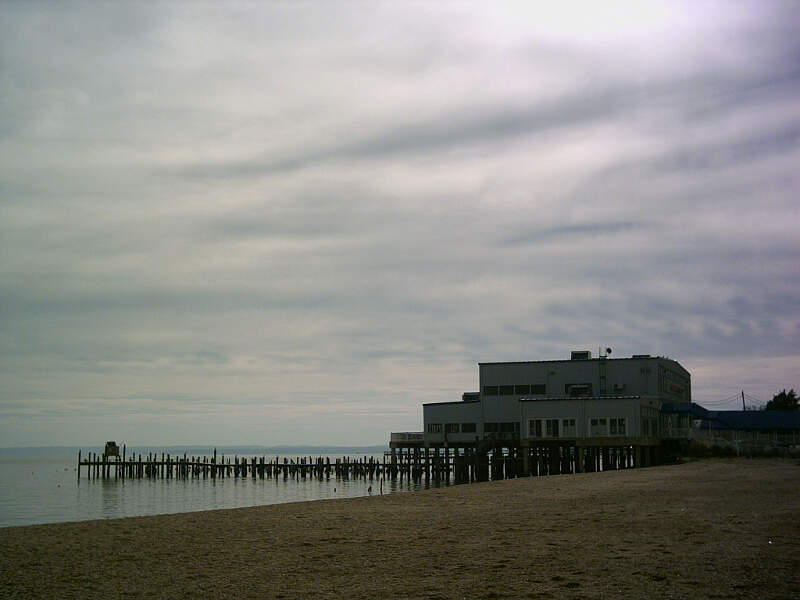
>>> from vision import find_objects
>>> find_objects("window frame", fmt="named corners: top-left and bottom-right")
top-left (589, 417), bottom-right (608, 436)
top-left (609, 417), bottom-right (627, 436)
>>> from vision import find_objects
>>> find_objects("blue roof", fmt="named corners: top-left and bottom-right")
top-left (662, 403), bottom-right (800, 430)
top-left (662, 402), bottom-right (709, 418)
top-left (707, 410), bottom-right (800, 431)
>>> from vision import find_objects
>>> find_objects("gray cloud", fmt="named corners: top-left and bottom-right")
top-left (167, 44), bottom-right (800, 180)
top-left (171, 90), bottom-right (629, 178)
top-left (1, 2), bottom-right (799, 444)
top-left (500, 221), bottom-right (649, 246)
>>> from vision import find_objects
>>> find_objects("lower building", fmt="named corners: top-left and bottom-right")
top-left (661, 402), bottom-right (800, 454)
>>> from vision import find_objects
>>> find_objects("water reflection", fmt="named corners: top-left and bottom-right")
top-left (100, 478), bottom-right (122, 517)
top-left (2, 455), bottom-right (454, 528)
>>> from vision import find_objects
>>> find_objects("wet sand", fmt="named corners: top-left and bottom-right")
top-left (1, 458), bottom-right (798, 599)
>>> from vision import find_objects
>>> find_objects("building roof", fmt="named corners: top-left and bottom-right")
top-left (662, 402), bottom-right (710, 418)
top-left (479, 355), bottom-right (689, 374)
top-left (708, 410), bottom-right (800, 431)
top-left (663, 403), bottom-right (800, 430)
top-left (422, 399), bottom-right (480, 407)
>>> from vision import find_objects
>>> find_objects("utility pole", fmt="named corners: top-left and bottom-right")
top-left (742, 389), bottom-right (746, 411)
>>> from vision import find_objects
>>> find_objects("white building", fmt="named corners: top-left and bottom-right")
top-left (420, 350), bottom-right (690, 446)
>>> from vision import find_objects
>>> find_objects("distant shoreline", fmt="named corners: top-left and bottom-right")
top-left (2, 458), bottom-right (798, 599)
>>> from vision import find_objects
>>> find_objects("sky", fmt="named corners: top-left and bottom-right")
top-left (1, 1), bottom-right (798, 447)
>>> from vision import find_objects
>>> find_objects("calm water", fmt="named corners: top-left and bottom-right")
top-left (0, 448), bottom-right (437, 528)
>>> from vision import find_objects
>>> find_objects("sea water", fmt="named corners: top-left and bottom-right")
top-left (0, 448), bottom-right (437, 528)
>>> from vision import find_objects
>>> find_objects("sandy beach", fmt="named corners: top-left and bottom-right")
top-left (1, 458), bottom-right (798, 599)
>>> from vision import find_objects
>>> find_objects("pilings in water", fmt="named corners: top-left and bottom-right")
top-left (388, 442), bottom-right (652, 485)
top-left (77, 450), bottom-right (388, 482)
top-left (77, 442), bottom-right (658, 485)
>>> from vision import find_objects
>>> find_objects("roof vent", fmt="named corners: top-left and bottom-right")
top-left (632, 354), bottom-right (651, 359)
top-left (571, 350), bottom-right (592, 360)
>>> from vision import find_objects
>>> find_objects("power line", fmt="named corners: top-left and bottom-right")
top-left (700, 390), bottom-right (768, 409)
top-left (701, 393), bottom-right (744, 406)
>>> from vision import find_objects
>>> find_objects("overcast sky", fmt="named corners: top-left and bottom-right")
top-left (1, 1), bottom-right (798, 447)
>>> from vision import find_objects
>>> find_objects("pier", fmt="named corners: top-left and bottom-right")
top-left (388, 438), bottom-right (650, 484)
top-left (77, 439), bottom-right (650, 484)
top-left (77, 448), bottom-right (388, 482)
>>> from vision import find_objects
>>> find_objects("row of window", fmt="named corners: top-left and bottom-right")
top-left (428, 422), bottom-right (521, 434)
top-left (483, 384), bottom-right (546, 396)
top-left (482, 383), bottom-right (600, 397)
top-left (428, 418), bottom-right (629, 437)
top-left (658, 366), bottom-right (688, 399)
top-left (531, 418), bottom-right (576, 438)
top-left (427, 422), bottom-right (520, 434)
top-left (484, 422), bottom-right (520, 433)
top-left (427, 423), bottom-right (477, 434)
top-left (530, 417), bottom-right (627, 438)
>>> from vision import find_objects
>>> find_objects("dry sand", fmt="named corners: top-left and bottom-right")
top-left (1, 458), bottom-right (798, 599)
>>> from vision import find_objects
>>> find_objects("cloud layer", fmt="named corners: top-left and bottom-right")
top-left (1, 2), bottom-right (798, 445)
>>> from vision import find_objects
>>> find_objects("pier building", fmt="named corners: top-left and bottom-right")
top-left (390, 350), bottom-right (692, 479)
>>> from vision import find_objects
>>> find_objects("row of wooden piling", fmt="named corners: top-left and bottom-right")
top-left (78, 448), bottom-right (389, 481)
top-left (389, 443), bottom-right (647, 484)
top-left (78, 443), bottom-right (657, 484)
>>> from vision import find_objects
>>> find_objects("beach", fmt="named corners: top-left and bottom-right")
top-left (1, 458), bottom-right (798, 599)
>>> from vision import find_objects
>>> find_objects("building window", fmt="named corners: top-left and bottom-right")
top-left (566, 383), bottom-right (593, 397)
top-left (514, 384), bottom-right (531, 395)
top-left (483, 386), bottom-right (498, 396)
top-left (484, 422), bottom-right (499, 433)
top-left (461, 423), bottom-right (476, 433)
top-left (530, 419), bottom-right (543, 438)
top-left (610, 418), bottom-right (626, 436)
top-left (545, 419), bottom-right (560, 437)
top-left (499, 385), bottom-right (515, 395)
top-left (561, 418), bottom-right (576, 437)
top-left (427, 423), bottom-right (442, 433)
top-left (445, 423), bottom-right (459, 434)
top-left (590, 418), bottom-right (607, 436)
top-left (531, 384), bottom-right (546, 395)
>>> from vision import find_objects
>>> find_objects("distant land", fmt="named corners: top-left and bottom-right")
top-left (0, 445), bottom-right (389, 457)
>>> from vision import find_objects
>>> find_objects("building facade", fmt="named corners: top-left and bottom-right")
top-left (419, 350), bottom-right (691, 446)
